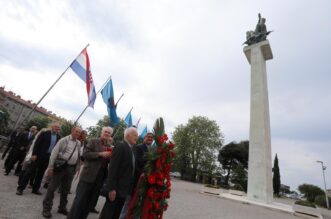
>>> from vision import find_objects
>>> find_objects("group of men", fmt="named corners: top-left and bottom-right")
top-left (2, 122), bottom-right (154, 219)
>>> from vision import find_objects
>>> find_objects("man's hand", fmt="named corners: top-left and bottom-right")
top-left (99, 151), bottom-right (112, 158)
top-left (47, 168), bottom-right (54, 177)
top-left (108, 190), bottom-right (116, 202)
top-left (31, 155), bottom-right (37, 161)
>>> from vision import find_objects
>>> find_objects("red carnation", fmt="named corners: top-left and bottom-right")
top-left (163, 134), bottom-right (168, 141)
top-left (155, 201), bottom-right (161, 210)
top-left (148, 213), bottom-right (156, 219)
top-left (157, 147), bottom-right (163, 154)
top-left (157, 136), bottom-right (165, 144)
top-left (147, 188), bottom-right (154, 197)
top-left (148, 174), bottom-right (156, 184)
top-left (157, 180), bottom-right (164, 186)
top-left (170, 151), bottom-right (175, 158)
top-left (166, 180), bottom-right (171, 188)
top-left (169, 142), bottom-right (174, 149)
top-left (156, 159), bottom-right (161, 169)
top-left (164, 203), bottom-right (168, 211)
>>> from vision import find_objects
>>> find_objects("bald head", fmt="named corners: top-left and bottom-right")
top-left (124, 127), bottom-right (138, 146)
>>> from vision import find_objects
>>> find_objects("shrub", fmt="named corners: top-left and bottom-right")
top-left (294, 200), bottom-right (316, 208)
top-left (315, 195), bottom-right (331, 208)
top-left (205, 184), bottom-right (221, 189)
top-left (231, 184), bottom-right (244, 191)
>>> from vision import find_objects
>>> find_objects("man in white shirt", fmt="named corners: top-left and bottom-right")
top-left (42, 127), bottom-right (82, 218)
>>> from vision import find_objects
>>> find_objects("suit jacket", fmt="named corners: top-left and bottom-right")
top-left (134, 143), bottom-right (149, 183)
top-left (80, 138), bottom-right (110, 183)
top-left (18, 131), bottom-right (35, 151)
top-left (106, 141), bottom-right (134, 199)
top-left (32, 130), bottom-right (60, 159)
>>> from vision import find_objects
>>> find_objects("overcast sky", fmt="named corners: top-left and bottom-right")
top-left (0, 0), bottom-right (330, 191)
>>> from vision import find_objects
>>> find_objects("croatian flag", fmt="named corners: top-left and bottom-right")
top-left (70, 48), bottom-right (97, 108)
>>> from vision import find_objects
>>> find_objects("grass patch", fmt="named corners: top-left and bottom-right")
top-left (295, 200), bottom-right (316, 208)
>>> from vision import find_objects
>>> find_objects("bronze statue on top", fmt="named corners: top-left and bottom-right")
top-left (243, 13), bottom-right (272, 46)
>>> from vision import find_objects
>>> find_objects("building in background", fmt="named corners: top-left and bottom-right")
top-left (0, 87), bottom-right (66, 130)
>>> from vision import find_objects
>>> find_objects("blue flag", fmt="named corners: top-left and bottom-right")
top-left (101, 79), bottom-right (119, 127)
top-left (124, 110), bottom-right (133, 127)
top-left (139, 126), bottom-right (148, 139)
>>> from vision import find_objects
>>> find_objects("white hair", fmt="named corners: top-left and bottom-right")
top-left (102, 126), bottom-right (113, 135)
top-left (124, 127), bottom-right (138, 141)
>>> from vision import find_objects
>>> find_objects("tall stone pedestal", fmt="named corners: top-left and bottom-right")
top-left (244, 40), bottom-right (273, 204)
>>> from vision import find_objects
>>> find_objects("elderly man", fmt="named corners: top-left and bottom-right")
top-left (67, 127), bottom-right (113, 219)
top-left (118, 131), bottom-right (154, 219)
top-left (99, 127), bottom-right (138, 219)
top-left (42, 127), bottom-right (82, 218)
top-left (16, 123), bottom-right (61, 195)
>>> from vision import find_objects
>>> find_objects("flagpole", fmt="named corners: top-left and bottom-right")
top-left (74, 75), bottom-right (112, 124)
top-left (18, 44), bottom-right (90, 127)
top-left (136, 117), bottom-right (141, 128)
top-left (115, 93), bottom-right (124, 107)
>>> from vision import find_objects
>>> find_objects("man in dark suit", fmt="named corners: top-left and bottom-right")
top-left (2, 127), bottom-right (24, 165)
top-left (16, 123), bottom-right (60, 195)
top-left (67, 127), bottom-right (113, 219)
top-left (5, 126), bottom-right (37, 175)
top-left (118, 131), bottom-right (154, 219)
top-left (99, 127), bottom-right (138, 219)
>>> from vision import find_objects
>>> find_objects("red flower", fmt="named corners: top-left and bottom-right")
top-left (147, 188), bottom-right (154, 197)
top-left (148, 213), bottom-right (156, 219)
top-left (158, 172), bottom-right (165, 180)
top-left (169, 142), bottom-right (174, 149)
top-left (170, 151), bottom-right (175, 158)
top-left (164, 203), bottom-right (168, 211)
top-left (157, 180), bottom-right (164, 186)
top-left (157, 136), bottom-right (165, 145)
top-left (163, 134), bottom-right (168, 141)
top-left (148, 174), bottom-right (156, 184)
top-left (157, 147), bottom-right (163, 154)
top-left (155, 159), bottom-right (161, 169)
top-left (166, 180), bottom-right (171, 188)
top-left (155, 201), bottom-right (161, 210)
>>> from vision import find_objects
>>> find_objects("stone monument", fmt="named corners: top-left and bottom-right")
top-left (244, 13), bottom-right (273, 204)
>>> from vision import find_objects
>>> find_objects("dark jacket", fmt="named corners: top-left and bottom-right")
top-left (106, 141), bottom-right (134, 199)
top-left (133, 143), bottom-right (149, 189)
top-left (18, 131), bottom-right (35, 151)
top-left (32, 130), bottom-right (60, 159)
top-left (80, 138), bottom-right (110, 183)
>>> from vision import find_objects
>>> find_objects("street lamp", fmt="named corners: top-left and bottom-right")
top-left (317, 160), bottom-right (330, 209)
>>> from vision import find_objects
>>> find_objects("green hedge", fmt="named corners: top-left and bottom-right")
top-left (315, 195), bottom-right (331, 208)
top-left (295, 200), bottom-right (316, 208)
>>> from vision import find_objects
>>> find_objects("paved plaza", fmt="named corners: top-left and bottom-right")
top-left (0, 158), bottom-right (330, 219)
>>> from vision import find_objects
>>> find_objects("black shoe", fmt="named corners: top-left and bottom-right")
top-left (42, 210), bottom-right (52, 218)
top-left (90, 208), bottom-right (99, 214)
top-left (57, 208), bottom-right (68, 215)
top-left (32, 190), bottom-right (42, 195)
top-left (16, 190), bottom-right (23, 195)
top-left (4, 172), bottom-right (9, 176)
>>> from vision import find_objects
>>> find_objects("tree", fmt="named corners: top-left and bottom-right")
top-left (298, 184), bottom-right (324, 202)
top-left (25, 116), bottom-right (51, 131)
top-left (0, 107), bottom-right (10, 135)
top-left (172, 124), bottom-right (191, 179)
top-left (231, 163), bottom-right (248, 191)
top-left (173, 116), bottom-right (224, 182)
top-left (60, 120), bottom-right (81, 137)
top-left (273, 154), bottom-right (281, 196)
top-left (218, 141), bottom-right (249, 185)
